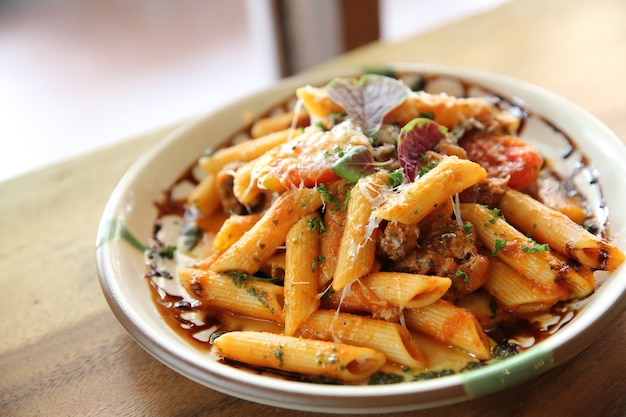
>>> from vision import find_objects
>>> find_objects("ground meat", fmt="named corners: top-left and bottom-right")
top-left (459, 177), bottom-right (508, 206)
top-left (377, 221), bottom-right (420, 261)
top-left (372, 123), bottom-right (400, 146)
top-left (371, 144), bottom-right (399, 170)
top-left (387, 216), bottom-right (490, 302)
top-left (435, 137), bottom-right (468, 159)
top-left (371, 124), bottom-right (400, 170)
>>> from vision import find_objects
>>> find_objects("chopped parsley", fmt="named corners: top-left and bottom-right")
top-left (488, 207), bottom-right (502, 218)
top-left (368, 372), bottom-right (405, 385)
top-left (386, 168), bottom-right (405, 188)
top-left (522, 239), bottom-right (550, 253)
top-left (455, 269), bottom-right (469, 283)
top-left (484, 207), bottom-right (503, 227)
top-left (181, 226), bottom-right (202, 251)
top-left (412, 369), bottom-right (455, 381)
top-left (273, 346), bottom-right (284, 367)
top-left (320, 287), bottom-right (335, 300)
top-left (418, 160), bottom-right (438, 177)
top-left (492, 342), bottom-right (519, 359)
top-left (315, 121), bottom-right (328, 131)
top-left (317, 183), bottom-right (341, 210)
top-left (158, 245), bottom-right (176, 259)
top-left (419, 111), bottom-right (435, 120)
top-left (227, 271), bottom-right (279, 285)
top-left (492, 239), bottom-right (508, 256)
top-left (307, 216), bottom-right (326, 233)
top-left (459, 361), bottom-right (486, 372)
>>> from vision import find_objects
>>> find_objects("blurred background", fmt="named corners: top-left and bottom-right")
top-left (0, 0), bottom-right (508, 181)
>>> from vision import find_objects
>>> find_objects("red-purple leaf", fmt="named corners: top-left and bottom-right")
top-left (398, 118), bottom-right (447, 181)
top-left (325, 74), bottom-right (410, 135)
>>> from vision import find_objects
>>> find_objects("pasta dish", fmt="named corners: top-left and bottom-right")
top-left (145, 72), bottom-right (624, 385)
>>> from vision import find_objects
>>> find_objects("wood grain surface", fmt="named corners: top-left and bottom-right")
top-left (2, 0), bottom-right (625, 415)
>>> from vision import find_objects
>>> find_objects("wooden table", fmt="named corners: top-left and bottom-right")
top-left (2, 0), bottom-right (625, 415)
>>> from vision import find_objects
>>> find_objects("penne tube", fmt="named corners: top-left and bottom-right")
top-left (404, 300), bottom-right (492, 360)
top-left (214, 310), bottom-right (285, 334)
top-left (499, 187), bottom-right (625, 271)
top-left (461, 203), bottom-right (595, 298)
top-left (360, 271), bottom-right (451, 309)
top-left (210, 187), bottom-right (323, 274)
top-left (213, 331), bottom-right (386, 383)
top-left (200, 129), bottom-right (297, 174)
top-left (300, 310), bottom-right (426, 369)
top-left (384, 92), bottom-right (520, 133)
top-left (232, 161), bottom-right (263, 205)
top-left (186, 173), bottom-right (220, 216)
top-left (250, 111), bottom-right (309, 138)
top-left (485, 257), bottom-right (568, 313)
top-left (284, 214), bottom-right (321, 336)
top-left (374, 156), bottom-right (487, 225)
top-left (332, 173), bottom-right (387, 291)
top-left (296, 85), bottom-right (345, 119)
top-left (258, 252), bottom-right (286, 279)
top-left (178, 268), bottom-right (284, 323)
top-left (321, 280), bottom-right (402, 321)
top-left (319, 180), bottom-right (350, 286)
top-left (455, 290), bottom-right (513, 329)
top-left (213, 213), bottom-right (262, 251)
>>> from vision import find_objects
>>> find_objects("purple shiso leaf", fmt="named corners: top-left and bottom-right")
top-left (398, 118), bottom-right (448, 182)
top-left (325, 74), bottom-right (410, 135)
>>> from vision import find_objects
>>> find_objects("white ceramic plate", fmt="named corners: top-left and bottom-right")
top-left (96, 63), bottom-right (626, 413)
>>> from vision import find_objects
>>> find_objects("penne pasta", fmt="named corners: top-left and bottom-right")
top-left (200, 129), bottom-right (298, 174)
top-left (321, 280), bottom-right (402, 321)
top-left (296, 85), bottom-right (345, 119)
top-left (258, 252), bottom-right (286, 279)
top-left (209, 187), bottom-right (323, 274)
top-left (360, 271), bottom-right (451, 309)
top-left (455, 290), bottom-right (512, 329)
top-left (300, 310), bottom-right (427, 369)
top-left (178, 268), bottom-right (284, 323)
top-left (384, 91), bottom-right (521, 133)
top-left (213, 331), bottom-right (386, 383)
top-left (485, 257), bottom-right (568, 313)
top-left (284, 214), bottom-right (321, 336)
top-left (499, 187), bottom-right (625, 271)
top-left (332, 173), bottom-right (387, 291)
top-left (186, 173), bottom-right (220, 216)
top-left (213, 213), bottom-right (262, 251)
top-left (374, 156), bottom-right (487, 225)
top-left (319, 180), bottom-right (350, 286)
top-left (461, 203), bottom-right (595, 298)
top-left (231, 161), bottom-right (261, 205)
top-left (250, 111), bottom-right (310, 138)
top-left (404, 300), bottom-right (492, 360)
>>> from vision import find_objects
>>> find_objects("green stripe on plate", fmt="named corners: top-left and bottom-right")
top-left (98, 217), bottom-right (148, 253)
top-left (461, 346), bottom-right (554, 398)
